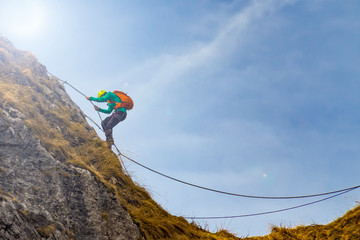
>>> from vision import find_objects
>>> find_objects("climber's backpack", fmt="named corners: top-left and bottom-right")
top-left (112, 90), bottom-right (134, 110)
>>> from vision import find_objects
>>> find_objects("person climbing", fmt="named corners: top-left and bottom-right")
top-left (86, 90), bottom-right (133, 149)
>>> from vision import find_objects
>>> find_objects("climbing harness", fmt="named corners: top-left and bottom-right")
top-left (47, 71), bottom-right (360, 219)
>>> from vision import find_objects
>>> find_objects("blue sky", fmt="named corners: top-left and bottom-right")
top-left (1, 0), bottom-right (360, 237)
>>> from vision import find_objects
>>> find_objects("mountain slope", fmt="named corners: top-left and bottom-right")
top-left (0, 35), bottom-right (143, 239)
top-left (0, 35), bottom-right (239, 240)
top-left (2, 34), bottom-right (359, 240)
top-left (246, 204), bottom-right (360, 240)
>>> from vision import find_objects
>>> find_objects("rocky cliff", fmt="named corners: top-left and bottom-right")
top-left (0, 35), bottom-right (240, 240)
top-left (0, 35), bottom-right (143, 240)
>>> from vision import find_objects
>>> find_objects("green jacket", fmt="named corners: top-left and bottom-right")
top-left (89, 92), bottom-right (127, 114)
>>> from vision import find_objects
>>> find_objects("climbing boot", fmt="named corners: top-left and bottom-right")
top-left (106, 139), bottom-right (114, 149)
top-left (105, 129), bottom-right (113, 140)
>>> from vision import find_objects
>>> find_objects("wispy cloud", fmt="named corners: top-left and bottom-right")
top-left (119, 0), bottom-right (298, 94)
top-left (117, 0), bottom-right (300, 174)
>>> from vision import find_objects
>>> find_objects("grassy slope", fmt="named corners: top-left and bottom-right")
top-left (245, 205), bottom-right (360, 240)
top-left (0, 46), bottom-right (239, 240)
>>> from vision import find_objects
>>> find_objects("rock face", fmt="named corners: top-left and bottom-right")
top-left (0, 116), bottom-right (142, 239)
top-left (0, 35), bottom-right (144, 239)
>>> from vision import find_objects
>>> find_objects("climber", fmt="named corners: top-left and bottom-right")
top-left (86, 90), bottom-right (133, 149)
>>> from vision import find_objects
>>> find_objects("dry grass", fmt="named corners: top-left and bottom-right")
top-left (18, 209), bottom-right (31, 219)
top-left (0, 188), bottom-right (15, 200)
top-left (244, 205), bottom-right (360, 240)
top-left (36, 224), bottom-right (56, 238)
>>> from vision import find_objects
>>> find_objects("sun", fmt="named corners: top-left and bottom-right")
top-left (5, 2), bottom-right (47, 39)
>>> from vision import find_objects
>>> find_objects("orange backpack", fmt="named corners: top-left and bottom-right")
top-left (112, 90), bottom-right (134, 110)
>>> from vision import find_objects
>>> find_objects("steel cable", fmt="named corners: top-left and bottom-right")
top-left (47, 72), bottom-right (104, 130)
top-left (117, 151), bottom-right (360, 199)
top-left (185, 187), bottom-right (358, 220)
top-left (48, 72), bottom-right (360, 200)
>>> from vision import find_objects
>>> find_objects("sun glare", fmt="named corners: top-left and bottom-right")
top-left (5, 2), bottom-right (47, 38)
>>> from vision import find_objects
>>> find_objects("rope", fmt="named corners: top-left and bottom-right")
top-left (185, 187), bottom-right (358, 220)
top-left (48, 71), bottom-right (360, 200)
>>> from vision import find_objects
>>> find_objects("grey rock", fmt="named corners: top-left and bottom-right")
top-left (0, 35), bottom-right (144, 240)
